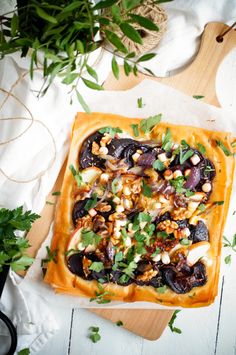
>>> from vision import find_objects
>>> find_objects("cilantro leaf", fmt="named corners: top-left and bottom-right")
top-left (137, 97), bottom-right (143, 108)
top-left (84, 193), bottom-right (98, 211)
top-left (224, 255), bottom-right (231, 265)
top-left (130, 123), bottom-right (139, 137)
top-left (179, 148), bottom-right (194, 164)
top-left (140, 114), bottom-right (162, 134)
top-left (151, 248), bottom-right (161, 258)
top-left (81, 229), bottom-right (101, 247)
top-left (116, 320), bottom-right (123, 326)
top-left (197, 143), bottom-right (206, 154)
top-left (115, 251), bottom-right (123, 263)
top-left (18, 349), bottom-right (30, 355)
top-left (156, 285), bottom-right (167, 294)
top-left (89, 326), bottom-right (101, 343)
top-left (137, 212), bottom-right (152, 223)
top-left (198, 203), bottom-right (206, 212)
top-left (181, 140), bottom-right (189, 148)
top-left (168, 310), bottom-right (182, 334)
top-left (162, 128), bottom-right (172, 151)
top-left (180, 238), bottom-right (190, 246)
top-left (99, 126), bottom-right (122, 138)
top-left (142, 179), bottom-right (152, 197)
top-left (153, 159), bottom-right (165, 171)
top-left (89, 262), bottom-right (104, 272)
top-left (170, 176), bottom-right (186, 193)
top-left (69, 164), bottom-right (83, 187)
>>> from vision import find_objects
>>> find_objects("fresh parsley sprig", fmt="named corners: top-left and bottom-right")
top-left (69, 164), bottom-right (83, 187)
top-left (168, 310), bottom-right (182, 334)
top-left (0, 206), bottom-right (40, 272)
top-left (90, 283), bottom-right (114, 304)
top-left (89, 326), bottom-right (101, 343)
top-left (223, 234), bottom-right (236, 265)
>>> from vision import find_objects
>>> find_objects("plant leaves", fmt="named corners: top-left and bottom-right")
top-left (112, 56), bottom-right (119, 79)
top-left (111, 4), bottom-right (122, 23)
top-left (76, 90), bottom-right (91, 113)
top-left (35, 6), bottom-right (58, 24)
top-left (93, 0), bottom-right (118, 10)
top-left (137, 53), bottom-right (156, 62)
top-left (124, 60), bottom-right (132, 76)
top-left (104, 30), bottom-right (128, 54)
top-left (11, 13), bottom-right (19, 37)
top-left (129, 14), bottom-right (159, 31)
top-left (122, 0), bottom-right (142, 10)
top-left (86, 64), bottom-right (98, 82)
top-left (62, 73), bottom-right (78, 84)
top-left (82, 78), bottom-right (104, 90)
top-left (120, 23), bottom-right (143, 44)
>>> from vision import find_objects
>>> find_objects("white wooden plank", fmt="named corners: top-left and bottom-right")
top-left (36, 306), bottom-right (71, 355)
top-left (215, 256), bottom-right (236, 355)
top-left (69, 309), bottom-right (143, 355)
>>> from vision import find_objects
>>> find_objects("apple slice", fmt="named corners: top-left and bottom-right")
top-left (67, 227), bottom-right (83, 254)
top-left (187, 241), bottom-right (210, 266)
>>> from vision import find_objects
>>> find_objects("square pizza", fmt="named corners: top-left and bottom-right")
top-left (44, 112), bottom-right (235, 307)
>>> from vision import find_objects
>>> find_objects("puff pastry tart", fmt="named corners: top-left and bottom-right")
top-left (44, 112), bottom-right (235, 307)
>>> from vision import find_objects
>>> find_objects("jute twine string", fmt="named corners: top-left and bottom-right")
top-left (107, 1), bottom-right (167, 55)
top-left (0, 70), bottom-right (57, 183)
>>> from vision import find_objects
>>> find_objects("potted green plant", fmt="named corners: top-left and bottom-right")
top-left (0, 0), bottom-right (168, 110)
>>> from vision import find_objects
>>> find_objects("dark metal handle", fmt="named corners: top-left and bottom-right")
top-left (0, 310), bottom-right (17, 355)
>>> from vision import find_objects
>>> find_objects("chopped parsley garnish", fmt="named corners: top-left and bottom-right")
top-left (136, 242), bottom-right (147, 255)
top-left (224, 255), bottom-right (231, 265)
top-left (137, 212), bottom-right (152, 223)
top-left (179, 148), bottom-right (194, 164)
top-left (111, 177), bottom-right (120, 194)
top-left (214, 201), bottom-right (224, 205)
top-left (170, 176), bottom-right (186, 193)
top-left (185, 189), bottom-right (195, 197)
top-left (89, 262), bottom-right (104, 272)
top-left (180, 238), bottom-right (190, 246)
top-left (115, 251), bottom-right (123, 263)
top-left (89, 326), bottom-right (101, 343)
top-left (119, 274), bottom-right (130, 284)
top-left (198, 203), bottom-right (206, 212)
top-left (168, 310), bottom-right (182, 334)
top-left (18, 349), bottom-right (30, 355)
top-left (204, 165), bottom-right (215, 175)
top-left (197, 143), bottom-right (206, 154)
top-left (42, 246), bottom-right (58, 264)
top-left (193, 95), bottom-right (204, 99)
top-left (137, 97), bottom-right (144, 108)
top-left (140, 114), bottom-right (162, 134)
top-left (116, 320), bottom-right (123, 326)
top-left (81, 229), bottom-right (101, 247)
top-left (122, 261), bottom-right (137, 277)
top-left (157, 231), bottom-right (169, 239)
top-left (142, 179), bottom-right (152, 197)
top-left (162, 128), bottom-right (172, 151)
top-left (153, 159), bottom-right (165, 171)
top-left (223, 234), bottom-right (236, 262)
top-left (84, 193), bottom-right (98, 211)
top-left (52, 191), bottom-right (61, 196)
top-left (156, 285), bottom-right (167, 293)
top-left (215, 140), bottom-right (232, 156)
top-left (69, 164), bottom-right (83, 187)
top-left (181, 139), bottom-right (189, 148)
top-left (0, 206), bottom-right (39, 272)
top-left (90, 283), bottom-right (114, 304)
top-left (151, 247), bottom-right (161, 258)
top-left (130, 123), bottom-right (139, 137)
top-left (99, 126), bottom-right (122, 138)
top-left (134, 231), bottom-right (146, 242)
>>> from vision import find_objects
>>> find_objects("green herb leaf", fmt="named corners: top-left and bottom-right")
top-left (142, 180), bottom-right (152, 197)
top-left (224, 255), bottom-right (231, 265)
top-left (137, 53), bottom-right (156, 62)
top-left (151, 248), bottom-right (161, 258)
top-left (140, 114), bottom-right (162, 134)
top-left (193, 95), bottom-right (204, 99)
top-left (89, 330), bottom-right (101, 343)
top-left (137, 212), bottom-right (152, 223)
top-left (120, 23), bottom-right (143, 44)
top-left (179, 148), bottom-right (194, 164)
top-left (76, 90), bottom-right (91, 113)
top-left (168, 310), bottom-right (182, 334)
top-left (153, 159), bottom-right (165, 171)
top-left (18, 348), bottom-right (30, 355)
top-left (81, 229), bottom-right (101, 248)
top-left (137, 97), bottom-right (143, 108)
top-left (180, 238), bottom-right (190, 246)
top-left (36, 7), bottom-right (58, 24)
top-left (99, 126), bottom-right (122, 138)
top-left (69, 164), bottom-right (83, 187)
top-left (104, 29), bottom-right (128, 54)
top-left (131, 123), bottom-right (139, 137)
top-left (156, 285), bottom-right (167, 294)
top-left (116, 320), bottom-right (123, 326)
top-left (89, 262), bottom-right (104, 272)
top-left (231, 141), bottom-right (236, 148)
top-left (111, 56), bottom-right (119, 79)
top-left (122, 261), bottom-right (137, 277)
top-left (185, 189), bottom-right (195, 197)
top-left (214, 201), bottom-right (224, 206)
top-left (170, 176), bottom-right (185, 193)
top-left (197, 143), bottom-right (206, 154)
top-left (157, 231), bottom-right (169, 239)
top-left (52, 191), bottom-right (61, 196)
top-left (42, 246), bottom-right (58, 265)
top-left (162, 128), bottom-right (172, 151)
top-left (82, 78), bottom-right (104, 91)
top-left (85, 193), bottom-right (98, 211)
top-left (198, 203), bottom-right (206, 212)
top-left (129, 14), bottom-right (159, 31)
top-left (111, 177), bottom-right (120, 194)
top-left (181, 139), bottom-right (189, 148)
top-left (215, 140), bottom-right (232, 156)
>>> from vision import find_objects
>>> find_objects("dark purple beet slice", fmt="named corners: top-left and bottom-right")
top-left (137, 153), bottom-right (156, 167)
top-left (107, 138), bottom-right (137, 159)
top-left (72, 199), bottom-right (90, 226)
top-left (79, 131), bottom-right (105, 169)
top-left (67, 253), bottom-right (84, 277)
top-left (190, 221), bottom-right (209, 243)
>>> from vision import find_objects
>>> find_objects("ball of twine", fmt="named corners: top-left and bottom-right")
top-left (109, 2), bottom-right (167, 55)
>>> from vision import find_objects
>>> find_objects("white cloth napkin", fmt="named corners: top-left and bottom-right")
top-left (1, 0), bottom-right (236, 353)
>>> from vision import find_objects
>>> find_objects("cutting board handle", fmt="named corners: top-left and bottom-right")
top-left (104, 22), bottom-right (236, 107)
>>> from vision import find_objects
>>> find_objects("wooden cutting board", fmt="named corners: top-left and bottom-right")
top-left (26, 22), bottom-right (236, 340)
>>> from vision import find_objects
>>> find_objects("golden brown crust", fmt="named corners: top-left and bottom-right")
top-left (44, 112), bottom-right (235, 307)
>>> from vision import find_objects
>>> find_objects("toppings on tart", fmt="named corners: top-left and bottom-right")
top-left (66, 124), bottom-right (217, 294)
